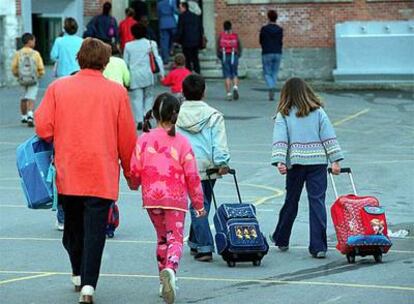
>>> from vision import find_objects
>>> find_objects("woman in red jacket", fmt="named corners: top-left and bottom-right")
top-left (35, 38), bottom-right (137, 304)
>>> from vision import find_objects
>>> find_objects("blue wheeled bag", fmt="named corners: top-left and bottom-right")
top-left (207, 169), bottom-right (269, 267)
top-left (16, 135), bottom-right (56, 209)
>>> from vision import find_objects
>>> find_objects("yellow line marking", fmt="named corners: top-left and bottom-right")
top-left (333, 108), bottom-right (370, 127)
top-left (0, 272), bottom-right (55, 285)
top-left (0, 205), bottom-right (25, 208)
top-left (0, 237), bottom-right (156, 244)
top-left (0, 270), bottom-right (412, 292)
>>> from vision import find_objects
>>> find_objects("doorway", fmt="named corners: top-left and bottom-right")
top-left (32, 15), bottom-right (62, 64)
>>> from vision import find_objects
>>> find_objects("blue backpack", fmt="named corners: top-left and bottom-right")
top-left (16, 135), bottom-right (57, 209)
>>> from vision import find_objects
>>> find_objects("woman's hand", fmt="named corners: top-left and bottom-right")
top-left (277, 163), bottom-right (287, 175)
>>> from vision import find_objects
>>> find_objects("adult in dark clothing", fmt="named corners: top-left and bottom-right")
top-left (130, 0), bottom-right (149, 21)
top-left (157, 0), bottom-right (178, 64)
top-left (176, 2), bottom-right (203, 74)
top-left (140, 15), bottom-right (158, 42)
top-left (260, 10), bottom-right (283, 101)
top-left (84, 2), bottom-right (119, 44)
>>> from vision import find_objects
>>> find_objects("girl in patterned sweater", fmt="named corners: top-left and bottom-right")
top-left (130, 93), bottom-right (206, 304)
top-left (271, 77), bottom-right (343, 259)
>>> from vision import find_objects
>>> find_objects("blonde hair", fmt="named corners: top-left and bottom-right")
top-left (277, 77), bottom-right (323, 117)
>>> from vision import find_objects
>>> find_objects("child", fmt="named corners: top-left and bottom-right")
top-left (176, 74), bottom-right (231, 262)
top-left (270, 77), bottom-right (343, 258)
top-left (217, 20), bottom-right (242, 101)
top-left (11, 33), bottom-right (45, 127)
top-left (103, 43), bottom-right (131, 88)
top-left (130, 93), bottom-right (206, 304)
top-left (161, 53), bottom-right (191, 98)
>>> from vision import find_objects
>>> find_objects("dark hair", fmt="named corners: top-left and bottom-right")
top-left (180, 2), bottom-right (189, 11)
top-left (64, 17), bottom-right (78, 35)
top-left (174, 53), bottom-right (186, 67)
top-left (131, 23), bottom-right (147, 39)
top-left (77, 38), bottom-right (111, 70)
top-left (268, 10), bottom-right (278, 22)
top-left (143, 93), bottom-right (181, 136)
top-left (110, 43), bottom-right (120, 56)
top-left (22, 33), bottom-right (34, 45)
top-left (278, 77), bottom-right (323, 117)
top-left (103, 2), bottom-right (112, 15)
top-left (223, 20), bottom-right (232, 31)
top-left (125, 7), bottom-right (135, 17)
top-left (183, 74), bottom-right (205, 101)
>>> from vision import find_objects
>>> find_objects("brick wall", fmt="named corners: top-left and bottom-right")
top-left (16, 0), bottom-right (21, 15)
top-left (84, 0), bottom-right (111, 16)
top-left (215, 0), bottom-right (414, 48)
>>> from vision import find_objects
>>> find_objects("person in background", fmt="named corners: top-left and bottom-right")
top-left (260, 9), bottom-right (283, 101)
top-left (103, 43), bottom-right (130, 88)
top-left (140, 15), bottom-right (158, 42)
top-left (176, 1), bottom-right (203, 74)
top-left (11, 33), bottom-right (45, 128)
top-left (124, 23), bottom-right (164, 130)
top-left (119, 8), bottom-right (137, 51)
top-left (157, 0), bottom-right (178, 64)
top-left (161, 53), bottom-right (191, 98)
top-left (84, 1), bottom-right (119, 44)
top-left (217, 20), bottom-right (242, 101)
top-left (130, 0), bottom-right (148, 22)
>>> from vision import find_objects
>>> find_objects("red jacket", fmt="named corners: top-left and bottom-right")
top-left (119, 17), bottom-right (137, 50)
top-left (35, 69), bottom-right (137, 201)
top-left (161, 67), bottom-right (191, 94)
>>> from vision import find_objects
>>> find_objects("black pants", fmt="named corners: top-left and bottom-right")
top-left (183, 46), bottom-right (200, 74)
top-left (61, 195), bottom-right (112, 288)
top-left (271, 165), bottom-right (328, 254)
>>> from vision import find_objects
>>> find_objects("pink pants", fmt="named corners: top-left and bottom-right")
top-left (147, 208), bottom-right (186, 273)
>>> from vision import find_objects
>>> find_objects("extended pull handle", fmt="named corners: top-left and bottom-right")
top-left (328, 167), bottom-right (357, 199)
top-left (206, 168), bottom-right (243, 210)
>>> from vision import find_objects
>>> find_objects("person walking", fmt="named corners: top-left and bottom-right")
top-left (119, 8), bottom-right (137, 51)
top-left (270, 77), bottom-right (343, 259)
top-left (84, 2), bottom-right (119, 44)
top-left (124, 23), bottom-right (164, 130)
top-left (260, 10), bottom-right (283, 101)
top-left (157, 0), bottom-right (178, 64)
top-left (217, 20), bottom-right (242, 101)
top-left (11, 33), bottom-right (45, 128)
top-left (130, 93), bottom-right (206, 304)
top-left (176, 1), bottom-right (203, 74)
top-left (35, 38), bottom-right (136, 303)
top-left (161, 53), bottom-right (191, 98)
top-left (103, 44), bottom-right (130, 88)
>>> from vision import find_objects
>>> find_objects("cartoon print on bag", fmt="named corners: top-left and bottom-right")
top-left (236, 227), bottom-right (243, 239)
top-left (250, 228), bottom-right (257, 239)
top-left (243, 228), bottom-right (251, 239)
top-left (370, 218), bottom-right (385, 235)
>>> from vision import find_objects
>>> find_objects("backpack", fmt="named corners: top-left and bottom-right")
top-left (219, 32), bottom-right (239, 54)
top-left (18, 50), bottom-right (38, 86)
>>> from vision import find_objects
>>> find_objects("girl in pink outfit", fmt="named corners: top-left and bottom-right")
top-left (130, 93), bottom-right (205, 304)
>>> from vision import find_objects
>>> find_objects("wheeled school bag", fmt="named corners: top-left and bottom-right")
top-left (16, 135), bottom-right (56, 209)
top-left (208, 168), bottom-right (269, 267)
top-left (329, 168), bottom-right (392, 264)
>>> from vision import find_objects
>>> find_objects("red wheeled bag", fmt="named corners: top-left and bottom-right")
top-left (329, 168), bottom-right (392, 264)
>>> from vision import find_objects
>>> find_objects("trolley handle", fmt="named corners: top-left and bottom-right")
top-left (328, 167), bottom-right (357, 199)
top-left (206, 168), bottom-right (243, 210)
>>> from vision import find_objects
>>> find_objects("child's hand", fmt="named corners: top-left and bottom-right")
top-left (195, 208), bottom-right (207, 218)
top-left (127, 177), bottom-right (139, 190)
top-left (277, 163), bottom-right (287, 175)
top-left (218, 166), bottom-right (230, 176)
top-left (331, 162), bottom-right (341, 175)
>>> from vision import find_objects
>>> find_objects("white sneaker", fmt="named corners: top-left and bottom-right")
top-left (71, 275), bottom-right (81, 292)
top-left (159, 284), bottom-right (163, 297)
top-left (160, 268), bottom-right (176, 304)
top-left (79, 285), bottom-right (94, 303)
top-left (55, 220), bottom-right (64, 231)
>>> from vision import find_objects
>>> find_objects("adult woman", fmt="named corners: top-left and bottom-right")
top-left (35, 38), bottom-right (136, 303)
top-left (124, 23), bottom-right (164, 130)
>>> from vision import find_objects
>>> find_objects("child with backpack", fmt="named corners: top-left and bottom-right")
top-left (270, 77), bottom-right (343, 258)
top-left (130, 93), bottom-right (206, 304)
top-left (11, 33), bottom-right (45, 127)
top-left (217, 21), bottom-right (242, 101)
top-left (176, 74), bottom-right (231, 262)
top-left (161, 53), bottom-right (191, 99)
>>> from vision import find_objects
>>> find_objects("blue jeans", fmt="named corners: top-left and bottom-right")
top-left (262, 53), bottom-right (282, 89)
top-left (271, 165), bottom-right (328, 255)
top-left (188, 180), bottom-right (216, 253)
top-left (159, 28), bottom-right (176, 64)
top-left (221, 54), bottom-right (239, 79)
top-left (57, 203), bottom-right (65, 224)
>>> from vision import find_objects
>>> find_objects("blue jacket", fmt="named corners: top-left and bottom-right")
top-left (177, 101), bottom-right (230, 180)
top-left (272, 107), bottom-right (343, 168)
top-left (157, 0), bottom-right (177, 30)
top-left (84, 15), bottom-right (119, 43)
top-left (260, 23), bottom-right (283, 55)
top-left (50, 34), bottom-right (83, 77)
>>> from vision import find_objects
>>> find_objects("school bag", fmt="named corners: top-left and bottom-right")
top-left (219, 32), bottom-right (239, 54)
top-left (18, 50), bottom-right (38, 86)
top-left (208, 169), bottom-right (269, 267)
top-left (16, 135), bottom-right (57, 209)
top-left (106, 202), bottom-right (120, 238)
top-left (329, 167), bottom-right (392, 264)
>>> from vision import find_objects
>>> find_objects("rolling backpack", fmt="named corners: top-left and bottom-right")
top-left (18, 50), bottom-right (38, 86)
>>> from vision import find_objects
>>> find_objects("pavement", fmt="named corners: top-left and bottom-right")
top-left (0, 70), bottom-right (413, 304)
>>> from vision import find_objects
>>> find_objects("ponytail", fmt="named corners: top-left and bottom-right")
top-left (143, 110), bottom-right (153, 133)
top-left (167, 111), bottom-right (178, 137)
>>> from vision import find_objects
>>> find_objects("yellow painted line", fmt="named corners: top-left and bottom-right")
top-left (333, 108), bottom-right (370, 127)
top-left (0, 205), bottom-right (25, 208)
top-left (0, 272), bottom-right (55, 285)
top-left (0, 237), bottom-right (156, 244)
top-left (0, 270), bottom-right (412, 292)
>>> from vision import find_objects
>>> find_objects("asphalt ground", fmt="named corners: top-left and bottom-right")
top-left (0, 72), bottom-right (413, 303)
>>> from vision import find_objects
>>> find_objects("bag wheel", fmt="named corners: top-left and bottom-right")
top-left (346, 253), bottom-right (356, 264)
top-left (374, 252), bottom-right (383, 263)
top-left (227, 261), bottom-right (236, 267)
top-left (252, 260), bottom-right (261, 267)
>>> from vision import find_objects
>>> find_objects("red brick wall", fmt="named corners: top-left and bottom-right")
top-left (16, 0), bottom-right (21, 15)
top-left (215, 0), bottom-right (414, 48)
top-left (84, 0), bottom-right (112, 16)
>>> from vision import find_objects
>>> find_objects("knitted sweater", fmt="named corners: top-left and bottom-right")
top-left (271, 108), bottom-right (343, 168)
top-left (130, 128), bottom-right (204, 212)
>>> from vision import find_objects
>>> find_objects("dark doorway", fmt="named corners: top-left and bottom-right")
top-left (32, 14), bottom-right (62, 64)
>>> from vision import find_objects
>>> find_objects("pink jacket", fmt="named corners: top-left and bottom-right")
top-left (130, 128), bottom-right (204, 212)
